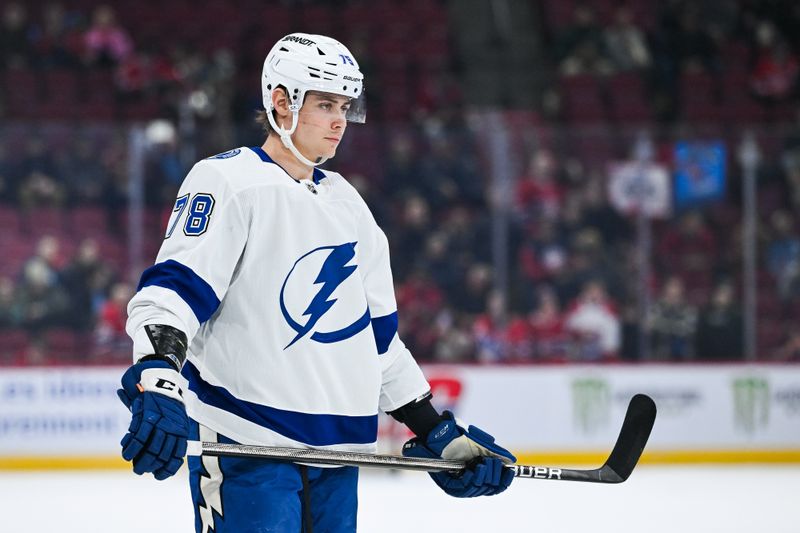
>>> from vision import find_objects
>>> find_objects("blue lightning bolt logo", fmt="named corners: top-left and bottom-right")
top-left (280, 242), bottom-right (370, 349)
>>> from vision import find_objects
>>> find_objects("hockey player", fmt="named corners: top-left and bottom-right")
top-left (117, 33), bottom-right (515, 532)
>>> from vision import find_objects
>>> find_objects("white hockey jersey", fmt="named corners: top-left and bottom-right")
top-left (127, 146), bottom-right (430, 453)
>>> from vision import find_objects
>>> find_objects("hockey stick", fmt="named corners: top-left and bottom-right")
top-left (187, 393), bottom-right (656, 483)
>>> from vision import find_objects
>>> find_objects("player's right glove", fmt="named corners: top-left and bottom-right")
top-left (402, 411), bottom-right (516, 497)
top-left (117, 358), bottom-right (189, 480)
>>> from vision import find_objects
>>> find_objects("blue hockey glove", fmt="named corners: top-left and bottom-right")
top-left (117, 359), bottom-right (189, 480)
top-left (402, 411), bottom-right (516, 497)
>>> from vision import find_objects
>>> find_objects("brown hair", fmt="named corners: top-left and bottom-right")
top-left (255, 109), bottom-right (276, 136)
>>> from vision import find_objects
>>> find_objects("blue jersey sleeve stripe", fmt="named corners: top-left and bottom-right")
top-left (136, 259), bottom-right (220, 324)
top-left (182, 361), bottom-right (378, 446)
top-left (371, 311), bottom-right (398, 355)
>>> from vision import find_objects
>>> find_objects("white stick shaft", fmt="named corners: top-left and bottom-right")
top-left (189, 441), bottom-right (467, 472)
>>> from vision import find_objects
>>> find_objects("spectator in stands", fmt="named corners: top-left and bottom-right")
top-left (143, 120), bottom-right (184, 205)
top-left (785, 163), bottom-right (800, 213)
top-left (555, 4), bottom-right (610, 76)
top-left (514, 149), bottom-right (563, 222)
top-left (518, 219), bottom-right (568, 286)
top-left (766, 210), bottom-right (800, 300)
top-left (395, 267), bottom-right (444, 328)
top-left (390, 194), bottom-right (432, 280)
top-left (561, 228), bottom-right (622, 303)
top-left (750, 22), bottom-right (798, 101)
top-left (657, 211), bottom-right (717, 278)
top-left (564, 279), bottom-right (621, 360)
top-left (452, 263), bottom-right (493, 315)
top-left (673, 4), bottom-right (719, 73)
top-left (0, 276), bottom-right (20, 329)
top-left (432, 311), bottom-right (474, 363)
top-left (0, 2), bottom-right (32, 68)
top-left (473, 289), bottom-right (508, 363)
top-left (83, 4), bottom-right (133, 68)
top-left (603, 6), bottom-right (651, 72)
top-left (0, 143), bottom-right (20, 204)
top-left (695, 281), bottom-right (743, 360)
top-left (60, 238), bottom-right (114, 331)
top-left (418, 134), bottom-right (484, 209)
top-left (18, 138), bottom-right (65, 208)
top-left (417, 231), bottom-right (460, 297)
top-left (62, 135), bottom-right (108, 204)
top-left (395, 266), bottom-right (445, 360)
top-left (647, 276), bottom-right (697, 360)
top-left (16, 259), bottom-right (69, 334)
top-left (582, 168), bottom-right (632, 248)
top-left (384, 132), bottom-right (423, 197)
top-left (502, 313), bottom-right (534, 361)
top-left (528, 286), bottom-right (568, 361)
top-left (22, 235), bottom-right (63, 284)
top-left (560, 38), bottom-right (613, 77)
top-left (115, 47), bottom-right (177, 98)
top-left (94, 281), bottom-right (132, 360)
top-left (30, 2), bottom-right (82, 68)
top-left (775, 331), bottom-right (800, 362)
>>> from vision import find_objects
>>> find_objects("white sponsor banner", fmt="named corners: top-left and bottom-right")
top-left (0, 367), bottom-right (131, 456)
top-left (0, 365), bottom-right (798, 457)
top-left (409, 364), bottom-right (800, 451)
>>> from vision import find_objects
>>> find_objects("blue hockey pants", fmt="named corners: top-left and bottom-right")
top-left (188, 420), bottom-right (359, 532)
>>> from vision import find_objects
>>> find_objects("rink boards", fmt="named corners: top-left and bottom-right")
top-left (0, 363), bottom-right (798, 469)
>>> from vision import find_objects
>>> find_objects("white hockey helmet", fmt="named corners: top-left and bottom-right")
top-left (262, 33), bottom-right (366, 166)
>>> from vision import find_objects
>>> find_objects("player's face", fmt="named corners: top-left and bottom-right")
top-left (293, 92), bottom-right (350, 162)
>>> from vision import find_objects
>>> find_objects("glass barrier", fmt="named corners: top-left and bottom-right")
top-left (0, 117), bottom-right (797, 365)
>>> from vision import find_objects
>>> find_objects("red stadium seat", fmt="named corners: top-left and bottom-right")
top-left (607, 73), bottom-right (652, 123)
top-left (69, 207), bottom-right (109, 237)
top-left (3, 68), bottom-right (42, 119)
top-left (559, 74), bottom-right (608, 123)
top-left (720, 70), bottom-right (767, 123)
top-left (0, 329), bottom-right (29, 362)
top-left (298, 5), bottom-right (336, 36)
top-left (757, 319), bottom-right (786, 358)
top-left (0, 237), bottom-right (35, 278)
top-left (542, 0), bottom-right (576, 30)
top-left (680, 71), bottom-right (721, 123)
top-left (41, 70), bottom-right (81, 119)
top-left (0, 207), bottom-right (21, 237)
top-left (22, 208), bottom-right (68, 238)
top-left (44, 328), bottom-right (81, 360)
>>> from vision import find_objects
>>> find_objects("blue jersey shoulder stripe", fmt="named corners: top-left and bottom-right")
top-left (371, 311), bottom-right (398, 355)
top-left (182, 361), bottom-right (378, 446)
top-left (136, 259), bottom-right (220, 324)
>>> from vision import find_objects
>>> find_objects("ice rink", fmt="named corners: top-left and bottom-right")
top-left (2, 465), bottom-right (798, 532)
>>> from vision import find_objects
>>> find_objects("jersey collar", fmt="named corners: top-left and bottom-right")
top-left (249, 146), bottom-right (325, 185)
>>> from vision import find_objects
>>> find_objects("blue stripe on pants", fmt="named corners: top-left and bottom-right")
top-left (188, 419), bottom-right (358, 533)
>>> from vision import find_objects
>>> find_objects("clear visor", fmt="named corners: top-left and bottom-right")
top-left (298, 89), bottom-right (367, 124)
top-left (345, 90), bottom-right (367, 123)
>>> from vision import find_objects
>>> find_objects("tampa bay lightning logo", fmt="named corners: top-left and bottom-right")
top-left (207, 148), bottom-right (240, 159)
top-left (280, 242), bottom-right (370, 349)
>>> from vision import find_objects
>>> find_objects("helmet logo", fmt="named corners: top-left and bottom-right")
top-left (339, 54), bottom-right (355, 66)
top-left (282, 35), bottom-right (316, 46)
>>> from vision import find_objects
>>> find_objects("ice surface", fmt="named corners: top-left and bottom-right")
top-left (1, 466), bottom-right (797, 532)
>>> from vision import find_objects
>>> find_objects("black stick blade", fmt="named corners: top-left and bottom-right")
top-left (602, 393), bottom-right (657, 482)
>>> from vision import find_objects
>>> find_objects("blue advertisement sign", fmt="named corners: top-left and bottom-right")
top-left (673, 141), bottom-right (727, 209)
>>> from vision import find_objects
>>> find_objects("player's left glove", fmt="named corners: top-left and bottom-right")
top-left (402, 411), bottom-right (516, 497)
top-left (117, 359), bottom-right (189, 480)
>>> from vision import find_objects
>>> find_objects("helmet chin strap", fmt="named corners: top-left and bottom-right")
top-left (266, 103), bottom-right (328, 168)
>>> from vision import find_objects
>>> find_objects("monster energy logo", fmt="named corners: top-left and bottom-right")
top-left (732, 377), bottom-right (769, 434)
top-left (572, 378), bottom-right (610, 434)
